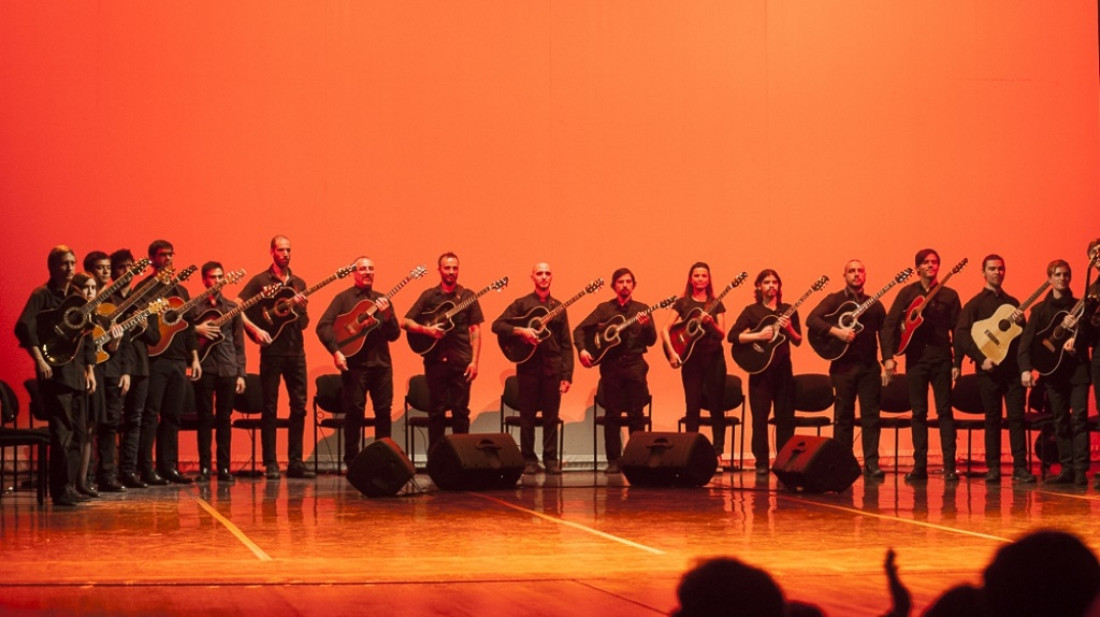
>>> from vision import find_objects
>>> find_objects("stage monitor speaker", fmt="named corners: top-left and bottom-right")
top-left (621, 432), bottom-right (717, 487)
top-left (427, 433), bottom-right (524, 491)
top-left (346, 437), bottom-right (416, 497)
top-left (772, 436), bottom-right (860, 493)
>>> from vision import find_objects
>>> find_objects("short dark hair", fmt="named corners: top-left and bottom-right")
top-left (201, 261), bottom-right (224, 277)
top-left (83, 251), bottom-right (109, 271)
top-left (1047, 259), bottom-right (1071, 278)
top-left (611, 267), bottom-right (634, 285)
top-left (438, 252), bottom-right (459, 267)
top-left (148, 239), bottom-right (173, 258)
top-left (982, 254), bottom-right (1005, 270)
top-left (915, 248), bottom-right (939, 268)
top-left (109, 249), bottom-right (135, 271)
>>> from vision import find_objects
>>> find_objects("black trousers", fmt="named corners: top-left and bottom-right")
top-left (193, 374), bottom-right (236, 470)
top-left (1046, 376), bottom-right (1090, 473)
top-left (340, 365), bottom-right (393, 463)
top-left (908, 356), bottom-right (955, 470)
top-left (831, 360), bottom-right (881, 469)
top-left (598, 355), bottom-right (650, 462)
top-left (118, 375), bottom-right (149, 476)
top-left (40, 380), bottom-right (85, 500)
top-left (259, 355), bottom-right (308, 467)
top-left (148, 357), bottom-right (188, 474)
top-left (680, 347), bottom-right (726, 456)
top-left (424, 359), bottom-right (471, 454)
top-left (748, 359), bottom-right (794, 469)
top-left (96, 374), bottom-right (125, 483)
top-left (976, 367), bottom-right (1027, 470)
top-left (516, 362), bottom-right (562, 463)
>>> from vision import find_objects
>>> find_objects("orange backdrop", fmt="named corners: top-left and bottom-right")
top-left (1, 1), bottom-right (1097, 465)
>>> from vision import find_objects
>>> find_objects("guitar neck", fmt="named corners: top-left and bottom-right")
top-left (214, 292), bottom-right (267, 327)
top-left (782, 286), bottom-right (817, 319)
top-left (444, 285), bottom-right (494, 320)
top-left (706, 279), bottom-right (742, 317)
top-left (854, 280), bottom-right (900, 319)
top-left (107, 276), bottom-right (165, 320)
top-left (302, 271), bottom-right (343, 298)
top-left (173, 282), bottom-right (226, 317)
top-left (1012, 281), bottom-right (1052, 321)
top-left (543, 287), bottom-right (591, 324)
top-left (95, 305), bottom-right (156, 346)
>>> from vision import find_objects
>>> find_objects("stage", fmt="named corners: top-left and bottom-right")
top-left (2, 467), bottom-right (1099, 616)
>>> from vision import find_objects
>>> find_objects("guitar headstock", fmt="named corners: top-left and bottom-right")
top-left (409, 265), bottom-right (428, 280)
top-left (657, 295), bottom-right (677, 309)
top-left (730, 272), bottom-right (749, 288)
top-left (950, 258), bottom-right (968, 275)
top-left (336, 264), bottom-right (356, 278)
top-left (812, 276), bottom-right (829, 291)
top-left (175, 265), bottom-right (198, 283)
top-left (129, 258), bottom-right (151, 276)
top-left (586, 278), bottom-right (605, 294)
top-left (145, 298), bottom-right (170, 315)
top-left (224, 269), bottom-right (246, 285)
top-left (491, 277), bottom-right (509, 292)
top-left (155, 267), bottom-right (176, 285)
top-left (896, 268), bottom-right (915, 284)
top-left (261, 283), bottom-right (282, 299)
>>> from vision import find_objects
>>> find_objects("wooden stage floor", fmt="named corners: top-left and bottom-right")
top-left (3, 467), bottom-right (1100, 616)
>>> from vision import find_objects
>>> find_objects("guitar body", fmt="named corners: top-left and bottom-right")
top-left (581, 315), bottom-right (628, 366)
top-left (147, 297), bottom-right (188, 356)
top-left (1030, 310), bottom-right (1074, 376)
top-left (665, 308), bottom-right (708, 366)
top-left (194, 308), bottom-right (225, 362)
top-left (407, 302), bottom-right (457, 356)
top-left (37, 295), bottom-right (94, 366)
top-left (334, 298), bottom-right (383, 357)
top-left (730, 315), bottom-right (787, 374)
top-left (895, 296), bottom-right (926, 356)
top-left (970, 303), bottom-right (1023, 365)
top-left (246, 287), bottom-right (302, 344)
top-left (807, 301), bottom-right (865, 361)
top-left (497, 307), bottom-right (554, 364)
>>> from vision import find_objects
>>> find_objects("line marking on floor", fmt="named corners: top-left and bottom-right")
top-left (192, 495), bottom-right (273, 561)
top-left (470, 492), bottom-right (666, 555)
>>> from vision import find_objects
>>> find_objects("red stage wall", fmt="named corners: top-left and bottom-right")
top-left (1, 2), bottom-right (1097, 463)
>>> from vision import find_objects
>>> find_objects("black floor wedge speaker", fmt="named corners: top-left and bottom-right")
top-left (346, 438), bottom-right (416, 497)
top-left (621, 432), bottom-right (717, 487)
top-left (427, 433), bottom-right (524, 491)
top-left (772, 436), bottom-right (860, 493)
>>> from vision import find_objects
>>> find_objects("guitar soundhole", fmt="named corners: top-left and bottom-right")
top-left (998, 319), bottom-right (1011, 331)
top-left (64, 308), bottom-right (85, 329)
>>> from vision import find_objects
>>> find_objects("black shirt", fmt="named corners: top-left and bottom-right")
top-left (190, 293), bottom-right (246, 378)
top-left (492, 292), bottom-right (575, 381)
top-left (807, 287), bottom-right (884, 366)
top-left (573, 298), bottom-right (658, 362)
top-left (317, 285), bottom-right (401, 369)
top-left (729, 301), bottom-right (802, 364)
top-left (405, 285), bottom-right (484, 365)
top-left (240, 266), bottom-right (309, 357)
top-left (15, 281), bottom-right (94, 390)
top-left (670, 296), bottom-right (727, 357)
top-left (883, 280), bottom-right (960, 362)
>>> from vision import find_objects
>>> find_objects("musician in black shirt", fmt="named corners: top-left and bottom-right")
top-left (15, 245), bottom-right (96, 506)
top-left (954, 255), bottom-right (1036, 484)
top-left (883, 249), bottom-right (960, 482)
top-left (84, 251), bottom-right (129, 493)
top-left (239, 235), bottom-right (315, 479)
top-left (317, 257), bottom-right (401, 465)
top-left (807, 260), bottom-right (886, 478)
top-left (403, 252), bottom-right (484, 456)
top-left (662, 262), bottom-right (727, 463)
top-left (574, 267), bottom-right (657, 474)
top-left (729, 269), bottom-right (801, 476)
top-left (493, 262), bottom-right (573, 474)
top-left (1019, 259), bottom-right (1091, 485)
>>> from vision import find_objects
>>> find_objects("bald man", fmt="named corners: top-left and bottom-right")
top-left (492, 262), bottom-right (573, 474)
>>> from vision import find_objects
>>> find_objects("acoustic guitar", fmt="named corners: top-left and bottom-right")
top-left (497, 278), bottom-right (604, 364)
top-left (664, 272), bottom-right (748, 366)
top-left (808, 268), bottom-right (913, 361)
top-left (731, 276), bottom-right (829, 374)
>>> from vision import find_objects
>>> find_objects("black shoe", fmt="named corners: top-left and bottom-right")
top-left (99, 478), bottom-right (127, 493)
top-left (119, 472), bottom-right (148, 489)
top-left (161, 469), bottom-right (194, 484)
top-left (864, 466), bottom-right (885, 479)
top-left (286, 464), bottom-right (316, 479)
top-left (141, 470), bottom-right (170, 486)
top-left (195, 467), bottom-right (211, 482)
top-left (1075, 471), bottom-right (1088, 486)
top-left (66, 488), bottom-right (92, 502)
top-left (755, 465), bottom-right (770, 477)
top-left (1047, 470), bottom-right (1074, 484)
top-left (217, 469), bottom-right (236, 484)
top-left (1012, 469), bottom-right (1037, 484)
top-left (905, 468), bottom-right (928, 482)
top-left (264, 464), bottom-right (281, 479)
top-left (76, 485), bottom-right (101, 498)
top-left (52, 493), bottom-right (80, 507)
top-left (984, 471), bottom-right (1001, 484)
